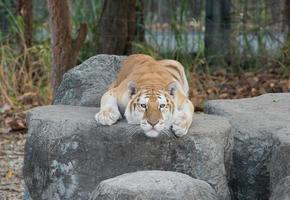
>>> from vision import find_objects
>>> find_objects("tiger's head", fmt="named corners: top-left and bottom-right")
top-left (124, 81), bottom-right (178, 138)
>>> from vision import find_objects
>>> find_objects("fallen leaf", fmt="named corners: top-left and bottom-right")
top-left (0, 127), bottom-right (11, 134)
top-left (5, 169), bottom-right (14, 179)
top-left (0, 103), bottom-right (12, 113)
top-left (219, 93), bottom-right (229, 98)
top-left (17, 92), bottom-right (39, 106)
top-left (5, 115), bottom-right (26, 131)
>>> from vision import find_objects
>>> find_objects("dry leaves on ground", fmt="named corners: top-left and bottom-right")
top-left (1, 111), bottom-right (27, 135)
top-left (0, 132), bottom-right (26, 200)
top-left (190, 68), bottom-right (290, 109)
top-left (0, 103), bottom-right (27, 200)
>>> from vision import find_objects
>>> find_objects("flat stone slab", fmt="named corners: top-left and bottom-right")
top-left (205, 93), bottom-right (290, 200)
top-left (24, 105), bottom-right (232, 200)
top-left (54, 54), bottom-right (126, 107)
top-left (89, 171), bottom-right (218, 200)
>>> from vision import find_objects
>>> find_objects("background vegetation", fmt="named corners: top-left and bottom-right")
top-left (0, 0), bottom-right (289, 110)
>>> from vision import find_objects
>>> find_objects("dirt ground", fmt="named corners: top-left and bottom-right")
top-left (0, 132), bottom-right (26, 200)
top-left (0, 68), bottom-right (289, 200)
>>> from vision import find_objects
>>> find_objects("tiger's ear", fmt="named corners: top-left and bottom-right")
top-left (167, 81), bottom-right (178, 96)
top-left (127, 81), bottom-right (137, 97)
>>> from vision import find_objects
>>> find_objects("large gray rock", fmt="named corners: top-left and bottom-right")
top-left (205, 93), bottom-right (290, 200)
top-left (269, 126), bottom-right (290, 192)
top-left (24, 105), bottom-right (233, 200)
top-left (89, 170), bottom-right (218, 200)
top-left (270, 176), bottom-right (290, 200)
top-left (53, 54), bottom-right (126, 107)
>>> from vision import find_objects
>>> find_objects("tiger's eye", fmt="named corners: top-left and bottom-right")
top-left (160, 104), bottom-right (166, 108)
top-left (140, 104), bottom-right (147, 108)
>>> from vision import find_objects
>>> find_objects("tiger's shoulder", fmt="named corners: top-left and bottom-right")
top-left (112, 54), bottom-right (188, 95)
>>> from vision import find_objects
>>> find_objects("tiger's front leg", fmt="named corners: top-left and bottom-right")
top-left (95, 89), bottom-right (121, 125)
top-left (171, 99), bottom-right (194, 137)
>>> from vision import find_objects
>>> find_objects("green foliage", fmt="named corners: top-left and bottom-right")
top-left (133, 0), bottom-right (289, 74)
top-left (0, 0), bottom-right (289, 106)
top-left (133, 0), bottom-right (208, 75)
top-left (0, 40), bottom-right (52, 106)
top-left (132, 42), bottom-right (160, 59)
top-left (0, 3), bottom-right (52, 106)
top-left (71, 0), bottom-right (102, 61)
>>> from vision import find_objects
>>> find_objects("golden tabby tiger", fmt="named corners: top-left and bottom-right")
top-left (95, 54), bottom-right (194, 138)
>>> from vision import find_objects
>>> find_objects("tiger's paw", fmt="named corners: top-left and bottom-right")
top-left (171, 124), bottom-right (188, 137)
top-left (94, 108), bottom-right (121, 125)
top-left (171, 112), bottom-right (190, 137)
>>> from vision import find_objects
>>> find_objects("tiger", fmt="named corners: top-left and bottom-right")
top-left (94, 54), bottom-right (194, 138)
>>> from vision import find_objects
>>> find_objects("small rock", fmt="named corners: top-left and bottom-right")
top-left (90, 171), bottom-right (218, 200)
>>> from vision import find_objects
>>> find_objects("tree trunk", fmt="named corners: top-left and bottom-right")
top-left (204, 0), bottom-right (231, 68)
top-left (17, 0), bottom-right (33, 47)
top-left (190, 0), bottom-right (203, 19)
top-left (286, 0), bottom-right (290, 40)
top-left (285, 0), bottom-right (290, 62)
top-left (0, 1), bottom-right (15, 35)
top-left (136, 0), bottom-right (145, 42)
top-left (97, 0), bottom-right (137, 55)
top-left (47, 0), bottom-right (87, 97)
top-left (16, 0), bottom-right (33, 93)
top-left (229, 0), bottom-right (240, 69)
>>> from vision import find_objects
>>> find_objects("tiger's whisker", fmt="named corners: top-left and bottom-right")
top-left (128, 127), bottom-right (136, 135)
top-left (127, 126), bottom-right (140, 137)
top-left (161, 129), bottom-right (172, 138)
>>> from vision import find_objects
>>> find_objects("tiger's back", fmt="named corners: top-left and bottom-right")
top-left (111, 54), bottom-right (189, 97)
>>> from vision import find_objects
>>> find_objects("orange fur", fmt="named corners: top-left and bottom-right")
top-left (95, 54), bottom-right (194, 137)
top-left (111, 54), bottom-right (190, 109)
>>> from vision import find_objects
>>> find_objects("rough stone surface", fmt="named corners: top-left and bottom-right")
top-left (89, 170), bottom-right (218, 200)
top-left (205, 93), bottom-right (290, 200)
top-left (270, 176), bottom-right (290, 200)
top-left (269, 126), bottom-right (290, 192)
top-left (24, 105), bottom-right (233, 200)
top-left (53, 54), bottom-right (126, 107)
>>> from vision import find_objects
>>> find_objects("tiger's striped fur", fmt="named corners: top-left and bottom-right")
top-left (95, 54), bottom-right (194, 137)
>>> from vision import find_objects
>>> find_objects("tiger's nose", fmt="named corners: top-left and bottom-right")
top-left (148, 120), bottom-right (159, 127)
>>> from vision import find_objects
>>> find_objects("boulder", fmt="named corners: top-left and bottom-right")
top-left (269, 126), bottom-right (290, 192)
top-left (24, 105), bottom-right (233, 200)
top-left (89, 170), bottom-right (218, 200)
top-left (53, 54), bottom-right (126, 107)
top-left (205, 93), bottom-right (290, 200)
top-left (269, 176), bottom-right (290, 200)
